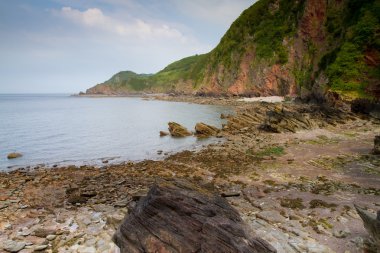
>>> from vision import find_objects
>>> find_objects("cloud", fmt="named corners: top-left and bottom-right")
top-left (0, 1), bottom-right (253, 93)
top-left (57, 6), bottom-right (186, 41)
top-left (169, 0), bottom-right (254, 26)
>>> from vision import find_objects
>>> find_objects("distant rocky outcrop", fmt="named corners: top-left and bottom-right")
top-left (168, 122), bottom-right (192, 137)
top-left (113, 180), bottom-right (276, 253)
top-left (195, 123), bottom-right (219, 138)
top-left (7, 153), bottom-right (22, 159)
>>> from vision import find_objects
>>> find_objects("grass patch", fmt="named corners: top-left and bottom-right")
top-left (305, 135), bottom-right (340, 145)
top-left (308, 154), bottom-right (359, 171)
top-left (256, 146), bottom-right (285, 157)
top-left (249, 172), bottom-right (260, 181)
top-left (309, 199), bottom-right (338, 209)
top-left (364, 167), bottom-right (380, 175)
top-left (263, 179), bottom-right (278, 186)
top-left (280, 197), bottom-right (305, 209)
top-left (342, 132), bottom-right (358, 138)
top-left (307, 218), bottom-right (334, 233)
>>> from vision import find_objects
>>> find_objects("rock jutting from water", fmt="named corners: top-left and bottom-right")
top-left (194, 122), bottom-right (219, 138)
top-left (113, 180), bottom-right (276, 253)
top-left (159, 131), bottom-right (169, 137)
top-left (7, 152), bottom-right (22, 159)
top-left (168, 122), bottom-right (192, 137)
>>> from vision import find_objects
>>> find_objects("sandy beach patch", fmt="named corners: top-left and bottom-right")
top-left (237, 96), bottom-right (284, 103)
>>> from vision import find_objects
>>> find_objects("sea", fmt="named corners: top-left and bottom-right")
top-left (0, 94), bottom-right (232, 171)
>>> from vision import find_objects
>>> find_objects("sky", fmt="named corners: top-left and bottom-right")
top-left (0, 0), bottom-right (255, 93)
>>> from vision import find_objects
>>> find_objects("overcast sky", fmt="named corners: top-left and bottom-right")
top-left (0, 0), bottom-right (254, 93)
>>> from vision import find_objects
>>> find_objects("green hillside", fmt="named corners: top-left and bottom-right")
top-left (86, 0), bottom-right (380, 101)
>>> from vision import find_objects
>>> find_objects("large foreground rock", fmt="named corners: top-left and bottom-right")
top-left (374, 136), bottom-right (380, 155)
top-left (195, 122), bottom-right (220, 138)
top-left (354, 205), bottom-right (380, 247)
top-left (2, 240), bottom-right (26, 252)
top-left (168, 122), bottom-right (192, 137)
top-left (113, 180), bottom-right (276, 253)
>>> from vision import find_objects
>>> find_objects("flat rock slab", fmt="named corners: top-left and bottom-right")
top-left (113, 180), bottom-right (276, 253)
top-left (2, 240), bottom-right (26, 252)
top-left (257, 210), bottom-right (286, 224)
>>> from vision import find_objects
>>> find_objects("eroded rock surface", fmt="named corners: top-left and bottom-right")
top-left (113, 180), bottom-right (276, 253)
top-left (225, 103), bottom-right (356, 133)
top-left (168, 122), bottom-right (192, 137)
top-left (355, 205), bottom-right (380, 248)
top-left (195, 122), bottom-right (219, 138)
top-left (374, 136), bottom-right (380, 155)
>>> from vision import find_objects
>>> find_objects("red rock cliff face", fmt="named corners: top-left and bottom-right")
top-left (85, 0), bottom-right (378, 99)
top-left (299, 0), bottom-right (327, 43)
top-left (197, 0), bottom-right (330, 97)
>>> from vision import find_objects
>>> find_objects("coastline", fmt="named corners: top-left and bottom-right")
top-left (1, 98), bottom-right (380, 252)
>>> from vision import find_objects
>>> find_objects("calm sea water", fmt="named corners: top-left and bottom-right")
top-left (0, 94), bottom-right (232, 171)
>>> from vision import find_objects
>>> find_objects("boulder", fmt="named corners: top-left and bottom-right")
top-left (195, 123), bottom-right (220, 138)
top-left (2, 240), bottom-right (26, 252)
top-left (113, 180), bottom-right (276, 253)
top-left (168, 122), bottom-right (192, 137)
top-left (374, 136), bottom-right (380, 155)
top-left (159, 131), bottom-right (169, 137)
top-left (351, 98), bottom-right (378, 115)
top-left (7, 153), bottom-right (22, 159)
top-left (354, 205), bottom-right (380, 247)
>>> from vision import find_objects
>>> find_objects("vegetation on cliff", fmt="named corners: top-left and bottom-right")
top-left (85, 0), bottom-right (380, 101)
top-left (322, 0), bottom-right (380, 99)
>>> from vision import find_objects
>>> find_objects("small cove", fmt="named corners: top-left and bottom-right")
top-left (0, 94), bottom-right (233, 170)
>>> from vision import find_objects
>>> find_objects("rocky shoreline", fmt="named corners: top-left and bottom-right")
top-left (1, 99), bottom-right (380, 253)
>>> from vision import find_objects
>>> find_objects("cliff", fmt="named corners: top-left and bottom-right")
top-left (85, 0), bottom-right (380, 101)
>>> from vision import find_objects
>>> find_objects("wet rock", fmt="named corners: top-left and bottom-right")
top-left (221, 191), bottom-right (241, 197)
top-left (159, 131), bottom-right (169, 137)
top-left (168, 122), bottom-right (192, 137)
top-left (80, 191), bottom-right (97, 198)
top-left (351, 98), bottom-right (379, 115)
top-left (194, 122), bottom-right (219, 138)
top-left (7, 153), bottom-right (23, 159)
top-left (2, 240), bottom-right (26, 252)
top-left (67, 194), bottom-right (88, 205)
top-left (373, 136), bottom-right (380, 155)
top-left (113, 180), bottom-right (276, 253)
